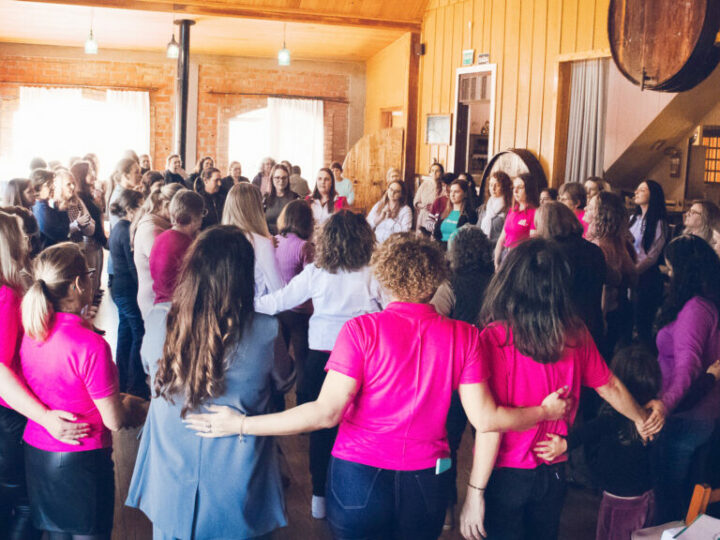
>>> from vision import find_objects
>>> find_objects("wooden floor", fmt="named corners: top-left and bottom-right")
top-left (97, 260), bottom-right (600, 540)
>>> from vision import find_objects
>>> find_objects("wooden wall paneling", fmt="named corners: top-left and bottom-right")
top-left (515, 0), bottom-right (535, 149)
top-left (552, 60), bottom-right (573, 186)
top-left (576, 0), bottom-right (596, 52)
top-left (482, 0), bottom-right (492, 54)
top-left (420, 10), bottom-right (435, 173)
top-left (560, 0), bottom-right (579, 55)
top-left (527, 0), bottom-right (549, 153)
top-left (499, 0), bottom-right (521, 150)
top-left (439, 4), bottom-right (456, 115)
top-left (491, 0), bottom-right (506, 151)
top-left (432, 8), bottom-right (444, 115)
top-left (594, 0), bottom-right (610, 50)
top-left (404, 32), bottom-right (421, 185)
top-left (471, 0), bottom-right (481, 52)
top-left (539, 0), bottom-right (563, 176)
top-left (463, 0), bottom-right (473, 55)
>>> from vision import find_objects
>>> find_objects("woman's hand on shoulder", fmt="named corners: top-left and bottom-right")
top-left (42, 410), bottom-right (91, 445)
top-left (460, 488), bottom-right (487, 540)
top-left (184, 404), bottom-right (245, 438)
top-left (540, 385), bottom-right (571, 421)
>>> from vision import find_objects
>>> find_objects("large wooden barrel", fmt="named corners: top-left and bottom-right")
top-left (478, 149), bottom-right (548, 204)
top-left (608, 0), bottom-right (720, 92)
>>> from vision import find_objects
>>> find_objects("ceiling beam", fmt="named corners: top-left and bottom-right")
top-left (19, 0), bottom-right (423, 31)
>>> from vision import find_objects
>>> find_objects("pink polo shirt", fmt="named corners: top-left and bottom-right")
top-left (503, 206), bottom-right (536, 248)
top-left (480, 323), bottom-right (612, 470)
top-left (576, 209), bottom-right (590, 237)
top-left (326, 302), bottom-right (488, 471)
top-left (21, 313), bottom-right (118, 452)
top-left (0, 284), bottom-right (23, 409)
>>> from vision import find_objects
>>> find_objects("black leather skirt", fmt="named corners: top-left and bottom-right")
top-left (24, 445), bottom-right (114, 534)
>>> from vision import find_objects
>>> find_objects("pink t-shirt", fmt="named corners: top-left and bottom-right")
top-left (150, 228), bottom-right (193, 304)
top-left (503, 206), bottom-right (536, 247)
top-left (0, 285), bottom-right (23, 409)
top-left (326, 302), bottom-right (488, 470)
top-left (576, 209), bottom-right (590, 237)
top-left (480, 323), bottom-right (612, 470)
top-left (21, 313), bottom-right (118, 452)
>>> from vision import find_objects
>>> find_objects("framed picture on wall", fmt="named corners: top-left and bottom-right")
top-left (426, 114), bottom-right (452, 145)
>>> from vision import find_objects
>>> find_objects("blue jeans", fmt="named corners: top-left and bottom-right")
top-left (110, 290), bottom-right (147, 399)
top-left (326, 457), bottom-right (450, 540)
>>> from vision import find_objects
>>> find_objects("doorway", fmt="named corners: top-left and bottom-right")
top-left (452, 65), bottom-right (496, 178)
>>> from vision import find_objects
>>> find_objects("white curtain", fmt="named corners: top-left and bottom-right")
top-left (3, 86), bottom-right (150, 180)
top-left (565, 58), bottom-right (609, 184)
top-left (267, 97), bottom-right (324, 188)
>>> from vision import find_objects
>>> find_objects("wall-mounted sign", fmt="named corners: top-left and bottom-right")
top-left (477, 53), bottom-right (490, 64)
top-left (462, 49), bottom-right (475, 66)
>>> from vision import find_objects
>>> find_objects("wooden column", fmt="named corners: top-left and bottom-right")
top-left (403, 32), bottom-right (421, 194)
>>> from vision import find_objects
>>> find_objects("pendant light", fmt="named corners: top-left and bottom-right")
top-left (166, 15), bottom-right (179, 59)
top-left (84, 8), bottom-right (98, 55)
top-left (278, 23), bottom-right (290, 66)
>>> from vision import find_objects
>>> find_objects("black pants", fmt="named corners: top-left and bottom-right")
top-left (634, 267), bottom-right (663, 348)
top-left (300, 350), bottom-right (337, 496)
top-left (485, 464), bottom-right (567, 540)
top-left (0, 406), bottom-right (39, 540)
top-left (445, 391), bottom-right (468, 506)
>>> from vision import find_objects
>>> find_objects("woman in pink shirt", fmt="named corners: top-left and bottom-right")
top-left (477, 238), bottom-right (663, 540)
top-left (187, 233), bottom-right (571, 539)
top-left (0, 214), bottom-right (89, 539)
top-left (493, 173), bottom-right (539, 268)
top-left (20, 242), bottom-right (146, 540)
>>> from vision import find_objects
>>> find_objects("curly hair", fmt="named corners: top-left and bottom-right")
top-left (591, 191), bottom-right (628, 241)
top-left (315, 210), bottom-right (375, 273)
top-left (372, 232), bottom-right (448, 302)
top-left (448, 226), bottom-right (493, 272)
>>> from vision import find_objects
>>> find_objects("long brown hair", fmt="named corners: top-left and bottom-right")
top-left (311, 168), bottom-right (338, 213)
top-left (375, 180), bottom-right (407, 220)
top-left (154, 226), bottom-right (256, 416)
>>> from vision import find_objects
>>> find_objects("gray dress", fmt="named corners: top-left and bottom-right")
top-left (126, 303), bottom-right (294, 539)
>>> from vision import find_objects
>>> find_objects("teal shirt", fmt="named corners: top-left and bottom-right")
top-left (440, 210), bottom-right (461, 242)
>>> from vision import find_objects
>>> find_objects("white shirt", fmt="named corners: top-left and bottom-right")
top-left (413, 177), bottom-right (438, 231)
top-left (366, 202), bottom-right (413, 244)
top-left (255, 263), bottom-right (382, 351)
top-left (310, 199), bottom-right (334, 225)
top-left (250, 232), bottom-right (285, 296)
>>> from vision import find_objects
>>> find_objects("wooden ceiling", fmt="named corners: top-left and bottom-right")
top-left (18, 0), bottom-right (426, 30)
top-left (0, 0), bottom-right (421, 61)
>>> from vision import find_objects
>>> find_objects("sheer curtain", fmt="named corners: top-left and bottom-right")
top-left (267, 98), bottom-right (324, 188)
top-left (565, 58), bottom-right (609, 183)
top-left (3, 86), bottom-right (150, 180)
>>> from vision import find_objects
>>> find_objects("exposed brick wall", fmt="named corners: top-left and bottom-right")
top-left (0, 53), bottom-right (351, 176)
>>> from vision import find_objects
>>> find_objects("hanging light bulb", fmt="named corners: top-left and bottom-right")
top-left (84, 9), bottom-right (98, 54)
top-left (278, 23), bottom-right (290, 66)
top-left (166, 34), bottom-right (179, 59)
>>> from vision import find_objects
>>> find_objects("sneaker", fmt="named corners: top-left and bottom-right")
top-left (311, 495), bottom-right (326, 519)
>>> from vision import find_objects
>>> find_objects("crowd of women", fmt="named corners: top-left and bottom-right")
top-left (0, 150), bottom-right (719, 540)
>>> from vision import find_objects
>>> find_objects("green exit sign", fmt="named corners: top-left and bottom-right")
top-left (462, 49), bottom-right (475, 66)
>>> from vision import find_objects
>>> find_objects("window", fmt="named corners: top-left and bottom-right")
top-left (703, 126), bottom-right (720, 184)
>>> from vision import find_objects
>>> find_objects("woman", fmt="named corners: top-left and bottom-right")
top-left (31, 169), bottom-right (68, 250)
top-left (414, 162), bottom-right (444, 231)
top-left (493, 173), bottom-right (539, 268)
top-left (477, 238), bottom-right (662, 540)
top-left (330, 161), bottom-right (355, 206)
top-left (433, 179), bottom-right (478, 244)
top-left (140, 171), bottom-right (165, 198)
top-left (109, 190), bottom-right (148, 399)
top-left (254, 211), bottom-right (381, 519)
top-left (139, 154), bottom-right (152, 176)
top-left (535, 202), bottom-right (606, 346)
top-left (586, 192), bottom-right (637, 360)
top-left (264, 163), bottom-right (299, 235)
top-left (196, 167), bottom-right (224, 229)
top-left (306, 168), bottom-right (348, 225)
top-left (651, 235), bottom-right (720, 522)
top-left (132, 183), bottom-right (183, 319)
top-left (540, 188), bottom-right (558, 205)
top-left (252, 157), bottom-right (276, 196)
top-left (149, 190), bottom-right (205, 306)
top-left (127, 226), bottom-right (293, 540)
top-left (221, 161), bottom-right (249, 194)
top-left (629, 179), bottom-right (668, 345)
top-left (3, 178), bottom-right (35, 208)
top-left (71, 161), bottom-right (107, 299)
top-left (162, 154), bottom-right (186, 186)
top-left (0, 213), bottom-right (89, 539)
top-left (584, 176), bottom-right (607, 201)
top-left (366, 179), bottom-right (412, 244)
top-left (682, 200), bottom-right (720, 243)
top-left (108, 158), bottom-right (142, 231)
top-left (187, 233), bottom-right (572, 539)
top-left (187, 156), bottom-right (214, 192)
top-left (274, 201), bottom-right (315, 404)
top-left (477, 171), bottom-right (512, 245)
top-left (20, 242), bottom-right (146, 540)
top-left (54, 169), bottom-right (95, 246)
top-left (558, 182), bottom-right (588, 236)
top-left (222, 183), bottom-right (284, 295)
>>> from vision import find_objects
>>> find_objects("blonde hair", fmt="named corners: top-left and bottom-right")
top-left (0, 211), bottom-right (29, 291)
top-left (131, 182), bottom-right (183, 246)
top-left (222, 183), bottom-right (271, 239)
top-left (21, 242), bottom-right (87, 341)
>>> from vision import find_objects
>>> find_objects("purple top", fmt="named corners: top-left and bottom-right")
top-left (274, 232), bottom-right (314, 313)
top-left (656, 296), bottom-right (720, 419)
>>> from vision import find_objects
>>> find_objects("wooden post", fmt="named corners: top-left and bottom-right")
top-left (404, 32), bottom-right (421, 196)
